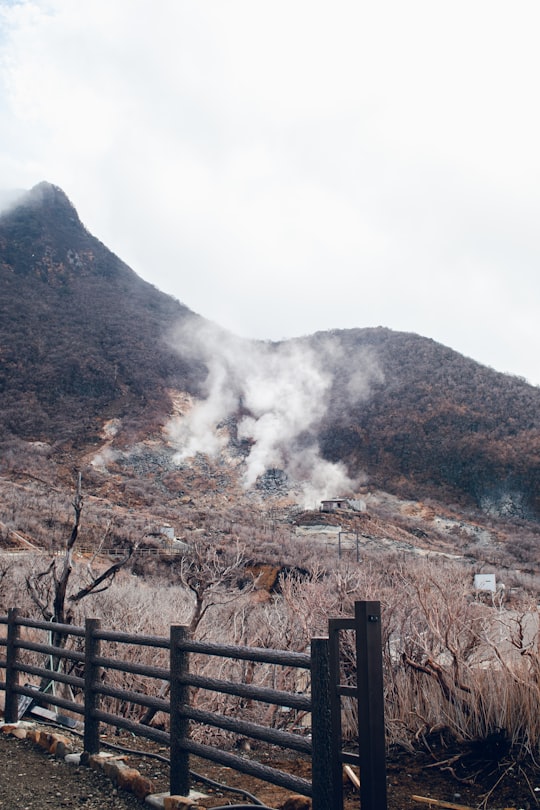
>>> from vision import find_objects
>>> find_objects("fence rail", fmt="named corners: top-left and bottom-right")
top-left (0, 603), bottom-right (387, 810)
top-left (0, 547), bottom-right (184, 557)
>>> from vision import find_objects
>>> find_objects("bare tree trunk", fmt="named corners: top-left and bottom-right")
top-left (26, 473), bottom-right (136, 695)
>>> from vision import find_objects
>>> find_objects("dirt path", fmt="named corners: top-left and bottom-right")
top-left (2, 726), bottom-right (539, 810)
top-left (0, 733), bottom-right (142, 809)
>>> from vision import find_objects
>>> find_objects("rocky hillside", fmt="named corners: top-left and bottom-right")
top-left (0, 183), bottom-right (538, 520)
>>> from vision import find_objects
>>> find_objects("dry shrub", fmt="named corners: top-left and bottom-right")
top-left (377, 559), bottom-right (540, 759)
top-left (2, 541), bottom-right (540, 761)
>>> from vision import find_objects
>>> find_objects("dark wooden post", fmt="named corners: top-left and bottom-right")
top-left (170, 625), bottom-right (190, 796)
top-left (310, 636), bottom-right (336, 810)
top-left (355, 600), bottom-right (387, 810)
top-left (84, 618), bottom-right (101, 754)
top-left (328, 619), bottom-right (346, 810)
top-left (5, 608), bottom-right (20, 723)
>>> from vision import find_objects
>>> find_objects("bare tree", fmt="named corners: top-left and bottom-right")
top-left (26, 473), bottom-right (136, 651)
top-left (177, 539), bottom-right (249, 634)
top-left (140, 538), bottom-right (250, 726)
top-left (0, 558), bottom-right (13, 605)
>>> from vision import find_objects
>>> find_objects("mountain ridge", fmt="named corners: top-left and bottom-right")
top-left (0, 182), bottom-right (538, 520)
top-left (0, 182), bottom-right (205, 444)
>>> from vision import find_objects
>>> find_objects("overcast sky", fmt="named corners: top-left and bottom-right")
top-left (1, 0), bottom-right (539, 386)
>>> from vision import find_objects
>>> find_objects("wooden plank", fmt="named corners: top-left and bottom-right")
top-left (411, 796), bottom-right (476, 809)
top-left (343, 765), bottom-right (360, 790)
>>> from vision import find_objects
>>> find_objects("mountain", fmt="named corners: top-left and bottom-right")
top-left (0, 182), bottom-right (204, 446)
top-left (0, 182), bottom-right (539, 520)
top-left (311, 327), bottom-right (539, 517)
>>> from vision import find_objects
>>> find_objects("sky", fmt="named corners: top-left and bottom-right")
top-left (0, 0), bottom-right (539, 386)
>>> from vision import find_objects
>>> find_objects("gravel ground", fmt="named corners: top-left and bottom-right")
top-left (0, 734), bottom-right (143, 810)
top-left (3, 724), bottom-right (539, 809)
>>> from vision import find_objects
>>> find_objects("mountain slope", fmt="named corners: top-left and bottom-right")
top-left (0, 182), bottom-right (538, 519)
top-left (0, 183), bottom-right (204, 445)
top-left (311, 328), bottom-right (539, 516)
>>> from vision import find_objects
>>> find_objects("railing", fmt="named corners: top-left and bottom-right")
top-left (0, 603), bottom-right (387, 810)
top-left (0, 547), bottom-right (183, 557)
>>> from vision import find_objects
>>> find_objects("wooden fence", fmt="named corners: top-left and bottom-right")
top-left (0, 602), bottom-right (387, 810)
top-left (0, 547), bottom-right (183, 557)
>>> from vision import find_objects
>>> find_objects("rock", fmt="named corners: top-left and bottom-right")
top-left (280, 796), bottom-right (312, 810)
top-left (10, 727), bottom-right (28, 739)
top-left (164, 797), bottom-right (204, 809)
top-left (49, 733), bottom-right (72, 756)
top-left (131, 773), bottom-right (155, 799)
top-left (114, 765), bottom-right (142, 791)
top-left (88, 751), bottom-right (124, 771)
top-left (102, 759), bottom-right (124, 781)
top-left (1, 724), bottom-right (28, 739)
top-left (27, 728), bottom-right (41, 744)
top-left (37, 730), bottom-right (54, 750)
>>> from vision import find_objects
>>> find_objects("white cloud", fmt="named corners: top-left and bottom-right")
top-left (0, 0), bottom-right (539, 384)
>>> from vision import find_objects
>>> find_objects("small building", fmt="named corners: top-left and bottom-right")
top-left (320, 498), bottom-right (349, 513)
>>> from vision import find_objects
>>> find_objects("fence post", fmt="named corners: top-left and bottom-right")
top-left (5, 608), bottom-right (20, 723)
top-left (328, 620), bottom-right (346, 810)
top-left (310, 636), bottom-right (336, 810)
top-left (355, 600), bottom-right (387, 810)
top-left (84, 618), bottom-right (101, 754)
top-left (170, 625), bottom-right (190, 797)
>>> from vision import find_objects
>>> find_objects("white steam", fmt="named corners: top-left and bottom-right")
top-left (166, 321), bottom-right (382, 506)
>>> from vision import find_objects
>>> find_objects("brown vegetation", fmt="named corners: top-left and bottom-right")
top-left (1, 184), bottom-right (539, 519)
top-left (2, 509), bottom-right (539, 760)
top-left (1, 183), bottom-right (540, 803)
